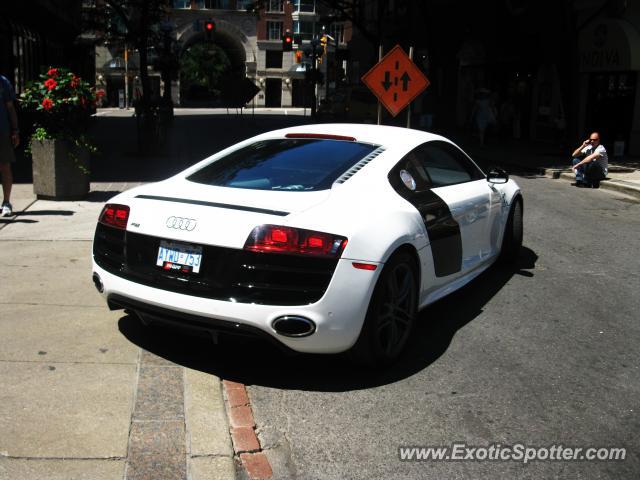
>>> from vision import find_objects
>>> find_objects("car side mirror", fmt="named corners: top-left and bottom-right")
top-left (487, 167), bottom-right (509, 184)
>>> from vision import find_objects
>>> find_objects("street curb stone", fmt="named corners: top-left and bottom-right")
top-left (239, 453), bottom-right (274, 480)
top-left (223, 382), bottom-right (274, 480)
top-left (558, 172), bottom-right (640, 199)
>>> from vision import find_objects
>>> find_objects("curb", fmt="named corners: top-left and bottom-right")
top-left (557, 172), bottom-right (640, 199)
top-left (223, 380), bottom-right (274, 480)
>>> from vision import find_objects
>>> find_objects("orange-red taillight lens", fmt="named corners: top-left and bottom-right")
top-left (244, 225), bottom-right (347, 258)
top-left (99, 204), bottom-right (130, 230)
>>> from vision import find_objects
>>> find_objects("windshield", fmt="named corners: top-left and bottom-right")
top-left (186, 138), bottom-right (378, 191)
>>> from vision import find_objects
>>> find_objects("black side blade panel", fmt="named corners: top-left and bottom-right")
top-left (388, 173), bottom-right (462, 277)
top-left (411, 190), bottom-right (462, 277)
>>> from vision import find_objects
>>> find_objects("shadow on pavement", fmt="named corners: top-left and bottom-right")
top-left (118, 246), bottom-right (538, 391)
top-left (15, 209), bottom-right (75, 216)
top-left (0, 218), bottom-right (38, 224)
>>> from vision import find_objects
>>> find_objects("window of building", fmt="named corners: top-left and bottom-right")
top-left (329, 23), bottom-right (345, 44)
top-left (293, 20), bottom-right (315, 41)
top-left (267, 21), bottom-right (283, 40)
top-left (204, 0), bottom-right (231, 8)
top-left (265, 50), bottom-right (283, 69)
top-left (237, 0), bottom-right (253, 9)
top-left (173, 0), bottom-right (190, 8)
top-left (267, 0), bottom-right (284, 12)
top-left (292, 0), bottom-right (315, 13)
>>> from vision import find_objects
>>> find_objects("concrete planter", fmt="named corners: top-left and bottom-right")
top-left (31, 138), bottom-right (90, 200)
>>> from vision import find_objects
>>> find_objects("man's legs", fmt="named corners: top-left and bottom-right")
top-left (572, 157), bottom-right (586, 183)
top-left (0, 133), bottom-right (15, 216)
top-left (585, 162), bottom-right (605, 188)
top-left (0, 161), bottom-right (12, 216)
top-left (0, 161), bottom-right (12, 202)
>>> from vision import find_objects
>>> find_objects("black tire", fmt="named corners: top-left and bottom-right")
top-left (500, 197), bottom-right (523, 263)
top-left (349, 252), bottom-right (418, 367)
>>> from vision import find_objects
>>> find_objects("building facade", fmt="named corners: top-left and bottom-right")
top-left (94, 0), bottom-right (350, 109)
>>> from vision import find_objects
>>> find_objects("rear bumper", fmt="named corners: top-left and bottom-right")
top-left (107, 293), bottom-right (298, 353)
top-left (92, 257), bottom-right (380, 354)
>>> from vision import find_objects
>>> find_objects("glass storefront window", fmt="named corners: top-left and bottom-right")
top-left (173, 0), bottom-right (190, 8)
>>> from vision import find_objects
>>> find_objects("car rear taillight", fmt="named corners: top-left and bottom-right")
top-left (99, 204), bottom-right (130, 230)
top-left (244, 225), bottom-right (347, 258)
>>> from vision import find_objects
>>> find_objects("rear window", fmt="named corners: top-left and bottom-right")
top-left (186, 139), bottom-right (378, 191)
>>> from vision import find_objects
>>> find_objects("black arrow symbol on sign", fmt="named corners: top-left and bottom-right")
top-left (401, 72), bottom-right (411, 91)
top-left (382, 71), bottom-right (392, 91)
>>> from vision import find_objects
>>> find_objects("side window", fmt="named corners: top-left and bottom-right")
top-left (390, 151), bottom-right (431, 193)
top-left (415, 141), bottom-right (484, 187)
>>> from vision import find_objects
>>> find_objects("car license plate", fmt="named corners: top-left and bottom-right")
top-left (156, 240), bottom-right (202, 274)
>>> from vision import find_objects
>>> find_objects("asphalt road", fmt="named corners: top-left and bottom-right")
top-left (138, 174), bottom-right (640, 479)
top-left (56, 112), bottom-right (638, 479)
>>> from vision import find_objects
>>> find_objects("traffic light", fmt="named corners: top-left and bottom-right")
top-left (282, 30), bottom-right (293, 51)
top-left (295, 50), bottom-right (303, 64)
top-left (204, 20), bottom-right (215, 40)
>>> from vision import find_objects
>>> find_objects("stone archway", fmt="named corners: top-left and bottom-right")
top-left (174, 18), bottom-right (256, 106)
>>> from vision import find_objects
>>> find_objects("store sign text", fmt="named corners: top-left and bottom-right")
top-left (581, 49), bottom-right (624, 71)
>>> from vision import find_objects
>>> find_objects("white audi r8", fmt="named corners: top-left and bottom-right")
top-left (92, 124), bottom-right (522, 366)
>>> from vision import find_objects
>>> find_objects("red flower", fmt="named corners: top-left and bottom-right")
top-left (71, 75), bottom-right (80, 88)
top-left (44, 78), bottom-right (58, 91)
top-left (41, 98), bottom-right (54, 110)
top-left (47, 68), bottom-right (59, 77)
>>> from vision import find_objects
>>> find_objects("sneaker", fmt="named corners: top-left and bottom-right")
top-left (1, 201), bottom-right (12, 217)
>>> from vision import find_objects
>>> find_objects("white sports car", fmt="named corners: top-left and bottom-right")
top-left (92, 124), bottom-right (522, 365)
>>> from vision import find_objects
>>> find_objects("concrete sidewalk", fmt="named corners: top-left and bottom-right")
top-left (0, 183), bottom-right (236, 480)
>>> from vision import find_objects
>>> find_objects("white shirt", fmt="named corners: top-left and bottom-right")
top-left (581, 143), bottom-right (608, 173)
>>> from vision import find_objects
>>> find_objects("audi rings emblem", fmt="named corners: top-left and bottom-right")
top-left (166, 216), bottom-right (197, 231)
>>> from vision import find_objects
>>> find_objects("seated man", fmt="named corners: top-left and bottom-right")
top-left (571, 132), bottom-right (608, 188)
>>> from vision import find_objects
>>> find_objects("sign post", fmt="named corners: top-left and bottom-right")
top-left (407, 46), bottom-right (413, 128)
top-left (362, 44), bottom-right (430, 121)
top-left (377, 45), bottom-right (383, 125)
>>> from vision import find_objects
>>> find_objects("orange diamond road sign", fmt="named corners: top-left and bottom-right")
top-left (361, 45), bottom-right (430, 117)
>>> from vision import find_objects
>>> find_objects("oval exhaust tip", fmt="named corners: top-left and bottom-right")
top-left (92, 272), bottom-right (104, 293)
top-left (272, 316), bottom-right (316, 338)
